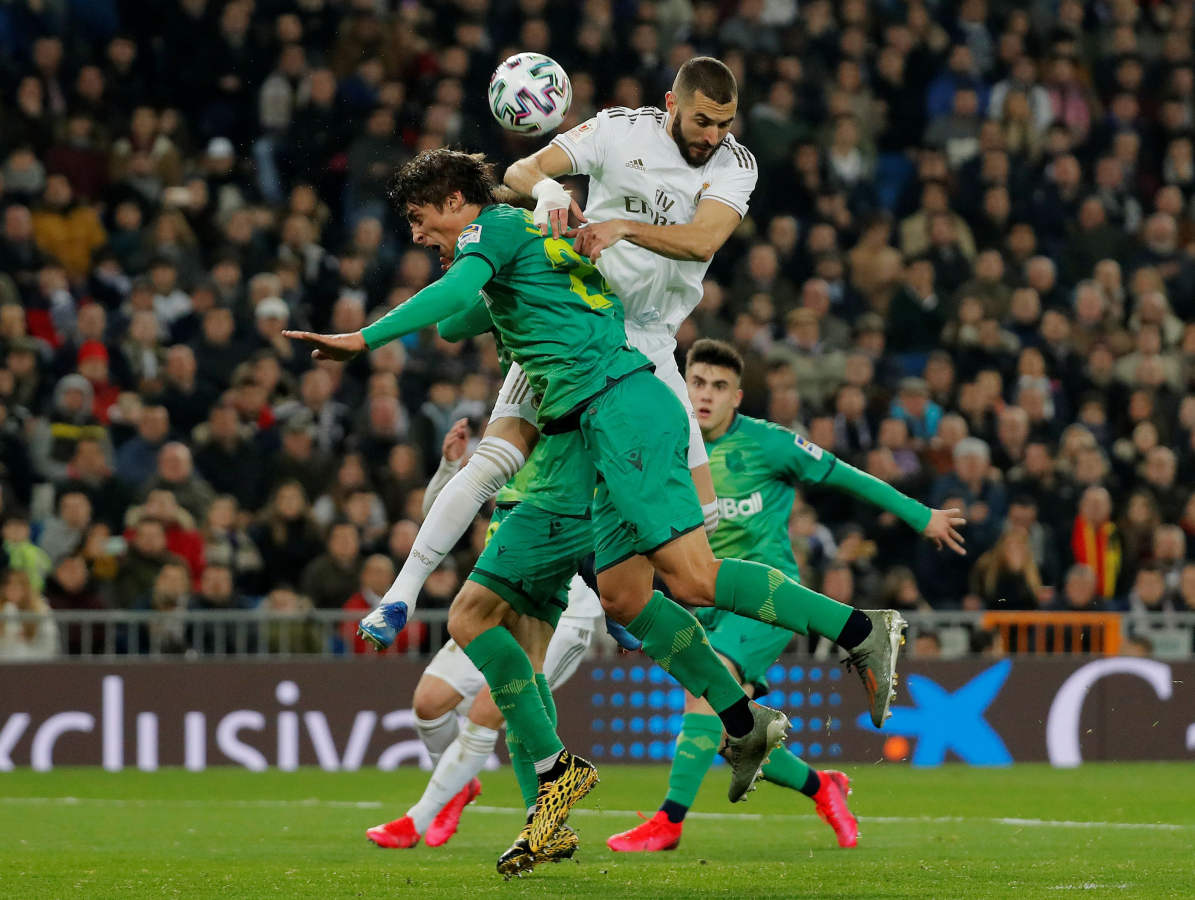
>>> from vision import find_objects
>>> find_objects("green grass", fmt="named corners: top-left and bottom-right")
top-left (2, 764), bottom-right (1193, 898)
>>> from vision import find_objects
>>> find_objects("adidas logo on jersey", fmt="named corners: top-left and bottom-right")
top-left (624, 158), bottom-right (646, 170)
top-left (717, 492), bottom-right (763, 520)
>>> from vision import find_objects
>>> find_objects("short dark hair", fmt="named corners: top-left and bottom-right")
top-left (387, 149), bottom-right (496, 215)
top-left (686, 338), bottom-right (743, 376)
top-left (673, 56), bottom-right (738, 104)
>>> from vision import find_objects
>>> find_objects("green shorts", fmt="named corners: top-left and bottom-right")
top-left (469, 502), bottom-right (593, 629)
top-left (695, 606), bottom-right (795, 687)
top-left (581, 372), bottom-right (703, 572)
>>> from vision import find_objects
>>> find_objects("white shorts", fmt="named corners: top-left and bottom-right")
top-left (424, 639), bottom-right (487, 716)
top-left (626, 329), bottom-right (708, 469)
top-left (422, 617), bottom-right (599, 714)
top-left (490, 364), bottom-right (539, 426)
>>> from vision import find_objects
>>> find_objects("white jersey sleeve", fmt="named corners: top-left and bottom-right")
top-left (551, 110), bottom-right (626, 177)
top-left (702, 138), bottom-right (758, 218)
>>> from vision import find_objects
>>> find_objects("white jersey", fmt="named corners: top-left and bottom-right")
top-left (552, 106), bottom-right (757, 337)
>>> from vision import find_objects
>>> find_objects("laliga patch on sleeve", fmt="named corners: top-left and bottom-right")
top-left (562, 118), bottom-right (598, 143)
top-left (794, 434), bottom-right (824, 460)
top-left (457, 224), bottom-right (483, 248)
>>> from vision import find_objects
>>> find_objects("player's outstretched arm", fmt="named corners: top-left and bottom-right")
top-left (286, 257), bottom-right (492, 357)
top-left (820, 460), bottom-right (967, 555)
top-left (438, 295), bottom-right (494, 343)
top-left (503, 144), bottom-right (586, 239)
top-left (572, 198), bottom-right (741, 263)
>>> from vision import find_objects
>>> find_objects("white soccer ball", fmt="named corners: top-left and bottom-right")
top-left (488, 52), bottom-right (572, 135)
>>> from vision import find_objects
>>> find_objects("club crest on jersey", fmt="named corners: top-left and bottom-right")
top-left (457, 224), bottom-right (483, 248)
top-left (695, 181), bottom-right (711, 204)
top-left (794, 434), bottom-right (824, 459)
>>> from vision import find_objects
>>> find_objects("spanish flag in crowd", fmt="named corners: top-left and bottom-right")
top-left (1071, 516), bottom-right (1122, 598)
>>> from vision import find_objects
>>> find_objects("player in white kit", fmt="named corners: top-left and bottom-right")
top-left (364, 419), bottom-right (607, 850)
top-left (358, 57), bottom-right (755, 640)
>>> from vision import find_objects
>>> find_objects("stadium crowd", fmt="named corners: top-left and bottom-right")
top-left (1, 0), bottom-right (1194, 659)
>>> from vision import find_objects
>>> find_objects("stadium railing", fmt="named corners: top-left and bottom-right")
top-left (1, 609), bottom-right (1192, 662)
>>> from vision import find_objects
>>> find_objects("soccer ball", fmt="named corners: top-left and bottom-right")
top-left (488, 52), bottom-right (572, 135)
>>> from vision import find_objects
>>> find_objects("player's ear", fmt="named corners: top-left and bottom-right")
top-left (734, 388), bottom-right (743, 410)
top-left (665, 90), bottom-right (678, 114)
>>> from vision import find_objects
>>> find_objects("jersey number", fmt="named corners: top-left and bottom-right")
top-left (542, 237), bottom-right (614, 311)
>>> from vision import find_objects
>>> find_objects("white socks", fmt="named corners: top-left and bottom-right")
top-left (407, 720), bottom-right (499, 834)
top-left (414, 711), bottom-right (460, 766)
top-left (382, 436), bottom-right (526, 611)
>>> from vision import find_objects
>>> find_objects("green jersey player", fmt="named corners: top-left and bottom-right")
top-left (285, 149), bottom-right (966, 866)
top-left (607, 339), bottom-right (965, 853)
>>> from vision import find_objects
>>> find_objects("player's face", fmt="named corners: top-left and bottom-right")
top-left (406, 193), bottom-right (469, 257)
top-left (667, 90), bottom-right (737, 166)
top-left (687, 362), bottom-right (742, 436)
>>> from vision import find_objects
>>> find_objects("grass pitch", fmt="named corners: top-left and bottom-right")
top-left (2, 763), bottom-right (1192, 899)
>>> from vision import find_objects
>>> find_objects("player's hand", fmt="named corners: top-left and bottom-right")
top-left (532, 178), bottom-right (585, 239)
top-left (922, 507), bottom-right (967, 555)
top-left (545, 198), bottom-right (586, 239)
top-left (442, 417), bottom-right (470, 462)
top-left (573, 220), bottom-right (630, 261)
top-left (282, 330), bottom-right (367, 361)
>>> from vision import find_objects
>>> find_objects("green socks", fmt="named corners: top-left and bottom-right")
top-left (463, 627), bottom-right (562, 764)
top-left (505, 729), bottom-right (538, 814)
top-left (760, 746), bottom-right (813, 794)
top-left (627, 591), bottom-right (746, 713)
top-left (663, 713), bottom-right (723, 815)
top-left (505, 673), bottom-right (560, 814)
top-left (714, 558), bottom-right (853, 641)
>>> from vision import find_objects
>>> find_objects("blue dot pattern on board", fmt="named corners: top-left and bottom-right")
top-left (592, 693), bottom-right (604, 707)
top-left (631, 716), bottom-right (644, 732)
top-left (789, 666), bottom-right (804, 682)
top-left (829, 743), bottom-right (842, 757)
top-left (829, 692), bottom-right (842, 707)
top-left (809, 692), bottom-right (823, 707)
top-left (631, 666), bottom-right (646, 682)
top-left (650, 689), bottom-right (665, 708)
top-left (810, 742), bottom-right (822, 757)
top-left (788, 691), bottom-right (804, 708)
top-left (649, 715), bottom-right (665, 734)
top-left (650, 741), bottom-right (666, 760)
top-left (809, 667), bottom-right (823, 682)
top-left (790, 717), bottom-right (803, 732)
top-left (768, 664), bottom-right (786, 684)
top-left (611, 743), bottom-right (624, 758)
top-left (631, 742), bottom-right (645, 759)
top-left (650, 666), bottom-right (667, 684)
top-left (810, 717), bottom-right (822, 731)
top-left (791, 741), bottom-right (803, 756)
top-left (668, 689), bottom-right (685, 711)
top-left (593, 744), bottom-right (605, 758)
top-left (631, 691), bottom-right (645, 708)
top-left (829, 668), bottom-right (842, 681)
top-left (611, 692), bottom-right (624, 707)
top-left (593, 668), bottom-right (604, 681)
top-left (611, 718), bottom-right (624, 733)
top-left (593, 719), bottom-right (604, 732)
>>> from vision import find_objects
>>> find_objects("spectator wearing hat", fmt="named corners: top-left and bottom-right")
top-left (75, 339), bottom-right (121, 424)
top-left (251, 295), bottom-right (300, 365)
top-left (30, 374), bottom-right (112, 483)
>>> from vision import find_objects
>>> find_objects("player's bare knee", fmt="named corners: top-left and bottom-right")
top-left (598, 587), bottom-right (646, 625)
top-left (467, 691), bottom-right (505, 731)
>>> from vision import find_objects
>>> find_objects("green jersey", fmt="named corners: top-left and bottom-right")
top-left (706, 414), bottom-right (839, 582)
top-left (453, 204), bottom-right (649, 425)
